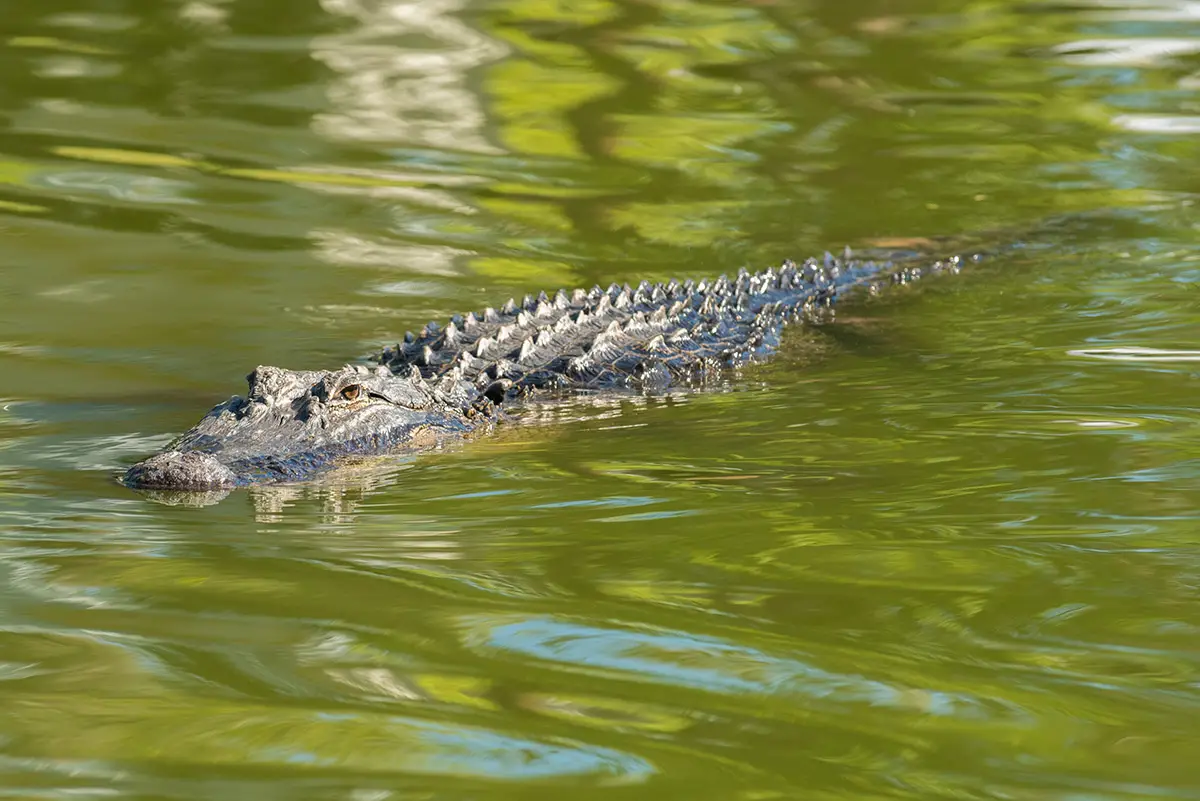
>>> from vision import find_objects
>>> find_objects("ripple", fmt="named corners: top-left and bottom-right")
top-left (1068, 346), bottom-right (1200, 361)
top-left (1051, 37), bottom-right (1200, 66)
top-left (5, 0), bottom-right (1200, 798)
top-left (38, 170), bottom-right (197, 204)
top-left (460, 615), bottom-right (998, 719)
top-left (1113, 114), bottom-right (1200, 133)
top-left (12, 694), bottom-right (655, 781)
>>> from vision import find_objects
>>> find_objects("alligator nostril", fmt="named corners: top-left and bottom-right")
top-left (123, 451), bottom-right (238, 490)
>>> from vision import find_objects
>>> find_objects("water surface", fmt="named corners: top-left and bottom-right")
top-left (2, 1), bottom-right (1200, 799)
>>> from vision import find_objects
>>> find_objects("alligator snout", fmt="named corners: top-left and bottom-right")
top-left (123, 450), bottom-right (239, 490)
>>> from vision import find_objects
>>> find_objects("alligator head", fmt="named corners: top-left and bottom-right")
top-left (123, 364), bottom-right (481, 490)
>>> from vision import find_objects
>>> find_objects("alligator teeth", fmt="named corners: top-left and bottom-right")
top-left (535, 300), bottom-right (553, 318)
top-left (614, 291), bottom-right (631, 310)
top-left (496, 323), bottom-right (515, 342)
top-left (554, 289), bottom-right (570, 309)
top-left (443, 321), bottom-right (459, 345)
top-left (522, 294), bottom-right (534, 310)
top-left (502, 298), bottom-right (517, 315)
top-left (516, 310), bottom-right (532, 327)
top-left (572, 288), bottom-right (587, 304)
top-left (484, 307), bottom-right (500, 323)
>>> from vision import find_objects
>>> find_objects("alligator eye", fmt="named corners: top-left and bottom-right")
top-left (339, 384), bottom-right (362, 401)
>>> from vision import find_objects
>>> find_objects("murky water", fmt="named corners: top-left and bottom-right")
top-left (2, 0), bottom-right (1200, 798)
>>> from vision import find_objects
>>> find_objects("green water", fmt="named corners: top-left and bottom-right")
top-left (2, 0), bottom-right (1200, 798)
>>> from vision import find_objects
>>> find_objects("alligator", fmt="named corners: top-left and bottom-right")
top-left (123, 251), bottom-right (968, 491)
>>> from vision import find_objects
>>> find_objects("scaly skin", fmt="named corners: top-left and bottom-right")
top-left (124, 252), bottom-right (965, 490)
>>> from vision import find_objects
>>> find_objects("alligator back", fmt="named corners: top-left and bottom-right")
top-left (380, 252), bottom-right (960, 398)
top-left (124, 250), bottom-right (968, 492)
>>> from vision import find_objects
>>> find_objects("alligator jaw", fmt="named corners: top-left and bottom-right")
top-left (123, 363), bottom-right (481, 492)
top-left (124, 450), bottom-right (240, 490)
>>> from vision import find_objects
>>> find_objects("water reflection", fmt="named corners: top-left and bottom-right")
top-left (463, 614), bottom-right (994, 717)
top-left (4, 0), bottom-right (1200, 799)
top-left (1069, 346), bottom-right (1200, 361)
top-left (313, 0), bottom-right (507, 150)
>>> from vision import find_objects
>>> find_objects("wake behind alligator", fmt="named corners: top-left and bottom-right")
top-left (124, 251), bottom-right (969, 491)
